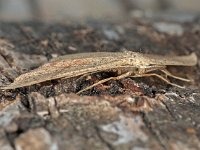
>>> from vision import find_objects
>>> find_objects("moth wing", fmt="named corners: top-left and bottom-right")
top-left (50, 52), bottom-right (123, 62)
top-left (1, 57), bottom-right (123, 89)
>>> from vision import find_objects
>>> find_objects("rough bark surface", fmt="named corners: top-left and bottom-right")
top-left (0, 18), bottom-right (200, 150)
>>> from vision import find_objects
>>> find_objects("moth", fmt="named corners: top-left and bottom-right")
top-left (1, 51), bottom-right (197, 94)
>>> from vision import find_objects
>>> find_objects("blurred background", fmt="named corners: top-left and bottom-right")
top-left (0, 0), bottom-right (199, 22)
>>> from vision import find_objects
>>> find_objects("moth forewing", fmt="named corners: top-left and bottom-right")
top-left (0, 60), bottom-right (125, 89)
top-left (50, 52), bottom-right (125, 62)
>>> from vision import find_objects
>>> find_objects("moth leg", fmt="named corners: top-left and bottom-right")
top-left (137, 66), bottom-right (165, 74)
top-left (144, 66), bottom-right (165, 72)
top-left (139, 66), bottom-right (190, 82)
top-left (159, 69), bottom-right (190, 82)
top-left (75, 73), bottom-right (92, 82)
top-left (131, 73), bottom-right (184, 88)
top-left (77, 71), bottom-right (133, 94)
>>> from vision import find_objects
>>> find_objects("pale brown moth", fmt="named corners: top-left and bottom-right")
top-left (1, 51), bottom-right (197, 94)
